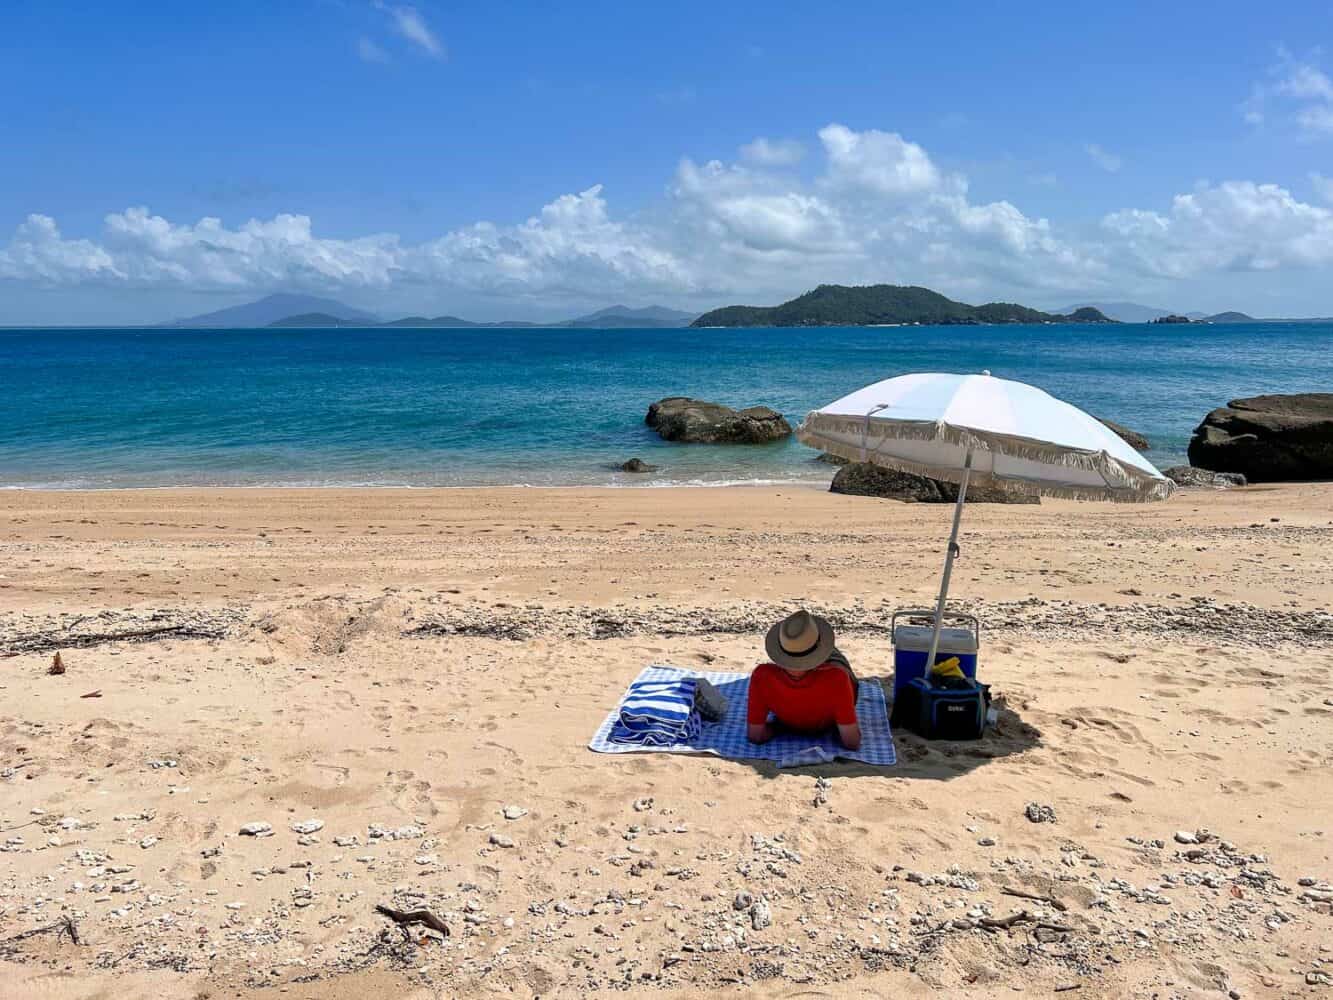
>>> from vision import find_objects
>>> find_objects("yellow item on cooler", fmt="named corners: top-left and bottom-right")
top-left (930, 656), bottom-right (964, 679)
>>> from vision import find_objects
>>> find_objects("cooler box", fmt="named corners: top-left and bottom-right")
top-left (891, 609), bottom-right (980, 698)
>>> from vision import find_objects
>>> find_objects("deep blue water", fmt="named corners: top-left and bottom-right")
top-left (2, 323), bottom-right (1330, 488)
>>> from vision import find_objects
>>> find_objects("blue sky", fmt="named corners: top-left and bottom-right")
top-left (2, 0), bottom-right (1332, 323)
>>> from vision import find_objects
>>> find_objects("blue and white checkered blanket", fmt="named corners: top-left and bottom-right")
top-left (589, 665), bottom-right (897, 768)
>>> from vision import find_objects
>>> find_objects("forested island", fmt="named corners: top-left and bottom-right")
top-left (691, 284), bottom-right (1113, 328)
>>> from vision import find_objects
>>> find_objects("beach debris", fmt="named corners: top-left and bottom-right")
top-left (501, 805), bottom-right (528, 820)
top-left (1024, 802), bottom-right (1058, 824)
top-left (238, 822), bottom-right (273, 837)
top-left (80, 689), bottom-right (102, 698)
top-left (367, 823), bottom-right (423, 841)
top-left (49, 652), bottom-right (66, 675)
top-left (1001, 886), bottom-right (1068, 912)
top-left (375, 903), bottom-right (449, 938)
top-left (291, 819), bottom-right (324, 835)
top-left (751, 896), bottom-right (772, 930)
top-left (813, 776), bottom-right (830, 807)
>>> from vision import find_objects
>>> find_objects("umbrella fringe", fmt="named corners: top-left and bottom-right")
top-left (797, 413), bottom-right (1175, 504)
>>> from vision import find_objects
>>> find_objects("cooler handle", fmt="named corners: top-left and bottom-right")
top-left (890, 607), bottom-right (981, 648)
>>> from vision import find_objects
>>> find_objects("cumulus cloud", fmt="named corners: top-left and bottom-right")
top-left (1084, 143), bottom-right (1123, 173)
top-left (378, 3), bottom-right (443, 58)
top-left (1242, 50), bottom-right (1333, 136)
top-left (1103, 181), bottom-right (1333, 277)
top-left (817, 123), bottom-right (942, 196)
top-left (739, 137), bottom-right (806, 167)
top-left (4, 123), bottom-right (1332, 309)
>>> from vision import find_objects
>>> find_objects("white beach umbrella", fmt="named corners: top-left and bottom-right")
top-left (797, 371), bottom-right (1174, 674)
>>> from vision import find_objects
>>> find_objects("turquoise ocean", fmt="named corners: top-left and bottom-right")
top-left (2, 323), bottom-right (1330, 489)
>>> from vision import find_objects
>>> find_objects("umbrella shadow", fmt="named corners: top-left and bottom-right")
top-left (726, 675), bottom-right (1043, 782)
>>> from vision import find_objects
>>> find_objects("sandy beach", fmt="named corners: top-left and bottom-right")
top-left (2, 483), bottom-right (1331, 999)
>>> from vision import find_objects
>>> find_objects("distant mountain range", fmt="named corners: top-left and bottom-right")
top-left (167, 295), bottom-right (699, 330)
top-left (691, 285), bottom-right (1114, 328)
top-left (163, 293), bottom-right (381, 328)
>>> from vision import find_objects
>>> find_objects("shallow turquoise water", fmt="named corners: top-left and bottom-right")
top-left (1, 323), bottom-right (1330, 488)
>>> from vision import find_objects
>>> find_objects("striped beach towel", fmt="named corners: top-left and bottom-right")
top-left (609, 675), bottom-right (701, 746)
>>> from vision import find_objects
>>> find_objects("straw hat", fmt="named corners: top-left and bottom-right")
top-left (765, 609), bottom-right (836, 671)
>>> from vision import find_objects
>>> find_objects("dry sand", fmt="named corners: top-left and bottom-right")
top-left (1, 484), bottom-right (1331, 999)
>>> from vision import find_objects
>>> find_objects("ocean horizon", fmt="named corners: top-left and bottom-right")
top-left (3, 321), bottom-right (1331, 490)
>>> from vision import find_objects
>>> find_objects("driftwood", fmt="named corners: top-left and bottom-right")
top-left (374, 904), bottom-right (449, 937)
top-left (1, 915), bottom-right (80, 950)
top-left (5, 625), bottom-right (228, 656)
top-left (978, 909), bottom-right (1075, 934)
top-left (1001, 886), bottom-right (1069, 912)
top-left (49, 652), bottom-right (66, 675)
top-left (81, 690), bottom-right (103, 699)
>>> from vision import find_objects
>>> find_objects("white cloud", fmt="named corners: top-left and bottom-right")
top-left (357, 36), bottom-right (390, 63)
top-left (739, 137), bottom-right (805, 167)
top-left (1103, 181), bottom-right (1333, 277)
top-left (1242, 50), bottom-right (1333, 136)
top-left (5, 124), bottom-right (1332, 312)
top-left (379, 3), bottom-right (443, 59)
top-left (817, 123), bottom-right (942, 196)
top-left (1084, 143), bottom-right (1123, 173)
top-left (1313, 172), bottom-right (1333, 204)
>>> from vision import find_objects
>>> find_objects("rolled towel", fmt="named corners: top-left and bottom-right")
top-left (611, 676), bottom-right (700, 746)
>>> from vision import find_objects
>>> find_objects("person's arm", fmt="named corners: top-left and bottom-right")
top-left (836, 721), bottom-right (862, 750)
top-left (746, 667), bottom-right (773, 744)
top-left (833, 671), bottom-right (861, 749)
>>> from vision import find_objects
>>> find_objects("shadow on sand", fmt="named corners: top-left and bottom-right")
top-left (722, 674), bottom-right (1042, 782)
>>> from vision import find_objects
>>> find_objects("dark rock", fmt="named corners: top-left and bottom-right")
top-left (1162, 466), bottom-right (1247, 489)
top-left (620, 458), bottom-right (657, 473)
top-left (1187, 394), bottom-right (1333, 482)
top-left (829, 462), bottom-right (1039, 503)
top-left (815, 452), bottom-right (850, 466)
top-left (645, 397), bottom-right (792, 444)
top-left (1097, 418), bottom-right (1149, 452)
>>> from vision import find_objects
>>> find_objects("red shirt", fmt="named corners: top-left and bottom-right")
top-left (747, 662), bottom-right (857, 731)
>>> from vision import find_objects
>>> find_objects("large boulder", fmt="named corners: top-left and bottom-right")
top-left (829, 462), bottom-right (1039, 503)
top-left (645, 397), bottom-right (792, 444)
top-left (1187, 394), bottom-right (1333, 482)
top-left (1097, 418), bottom-right (1149, 452)
top-left (1162, 466), bottom-right (1246, 489)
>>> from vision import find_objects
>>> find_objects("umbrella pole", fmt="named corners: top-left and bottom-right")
top-left (923, 449), bottom-right (972, 676)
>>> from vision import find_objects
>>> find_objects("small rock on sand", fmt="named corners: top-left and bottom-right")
top-left (239, 822), bottom-right (273, 837)
top-left (502, 805), bottom-right (528, 820)
top-left (1174, 830), bottom-right (1199, 844)
top-left (489, 833), bottom-right (515, 848)
top-left (291, 819), bottom-right (324, 835)
top-left (733, 891), bottom-right (753, 911)
top-left (751, 897), bottom-right (772, 930)
top-left (1024, 802), bottom-right (1057, 824)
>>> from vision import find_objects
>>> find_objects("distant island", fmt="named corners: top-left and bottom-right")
top-left (149, 291), bottom-right (1332, 332)
top-left (164, 295), bottom-right (699, 330)
top-left (690, 284), bottom-right (1115, 328)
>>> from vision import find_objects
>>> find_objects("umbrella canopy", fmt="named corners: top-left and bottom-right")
top-left (797, 371), bottom-right (1173, 502)
top-left (797, 371), bottom-right (1174, 689)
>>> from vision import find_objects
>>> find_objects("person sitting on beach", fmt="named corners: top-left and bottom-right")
top-left (747, 609), bottom-right (861, 749)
